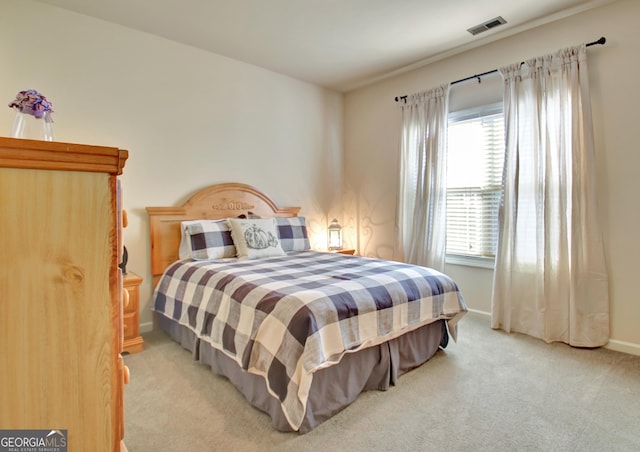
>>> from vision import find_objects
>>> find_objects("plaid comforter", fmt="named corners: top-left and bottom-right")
top-left (153, 251), bottom-right (467, 430)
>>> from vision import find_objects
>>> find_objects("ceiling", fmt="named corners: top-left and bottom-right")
top-left (36, 0), bottom-right (609, 92)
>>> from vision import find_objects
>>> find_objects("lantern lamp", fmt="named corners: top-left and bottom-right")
top-left (328, 218), bottom-right (343, 251)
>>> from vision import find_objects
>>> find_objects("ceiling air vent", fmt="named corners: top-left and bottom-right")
top-left (467, 16), bottom-right (507, 36)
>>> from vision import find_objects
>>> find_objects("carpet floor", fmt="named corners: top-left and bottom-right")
top-left (123, 313), bottom-right (640, 451)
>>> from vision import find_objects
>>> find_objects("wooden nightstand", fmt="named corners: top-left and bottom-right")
top-left (122, 271), bottom-right (144, 354)
top-left (334, 249), bottom-right (356, 255)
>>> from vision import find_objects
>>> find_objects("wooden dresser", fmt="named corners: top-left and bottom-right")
top-left (0, 137), bottom-right (129, 451)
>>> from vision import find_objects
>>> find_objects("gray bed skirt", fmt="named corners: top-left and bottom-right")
top-left (155, 313), bottom-right (448, 433)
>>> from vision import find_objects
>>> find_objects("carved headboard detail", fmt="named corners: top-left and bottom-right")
top-left (146, 182), bottom-right (300, 286)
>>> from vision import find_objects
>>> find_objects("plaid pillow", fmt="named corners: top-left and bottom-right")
top-left (276, 216), bottom-right (311, 252)
top-left (180, 219), bottom-right (236, 260)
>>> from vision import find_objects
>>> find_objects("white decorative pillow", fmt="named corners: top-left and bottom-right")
top-left (179, 219), bottom-right (236, 260)
top-left (228, 218), bottom-right (286, 260)
top-left (276, 216), bottom-right (311, 252)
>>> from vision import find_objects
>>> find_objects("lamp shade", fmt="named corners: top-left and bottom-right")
top-left (328, 218), bottom-right (343, 251)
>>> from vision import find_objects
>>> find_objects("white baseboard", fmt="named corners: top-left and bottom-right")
top-left (140, 321), bottom-right (154, 334)
top-left (605, 339), bottom-right (640, 356)
top-left (462, 308), bottom-right (640, 356)
top-left (466, 308), bottom-right (491, 318)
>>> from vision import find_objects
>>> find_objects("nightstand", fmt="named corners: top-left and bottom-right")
top-left (122, 271), bottom-right (144, 354)
top-left (334, 249), bottom-right (356, 255)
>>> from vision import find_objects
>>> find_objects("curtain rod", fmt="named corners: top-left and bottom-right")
top-left (394, 36), bottom-right (606, 103)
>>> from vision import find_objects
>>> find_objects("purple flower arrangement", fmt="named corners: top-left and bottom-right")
top-left (8, 89), bottom-right (54, 120)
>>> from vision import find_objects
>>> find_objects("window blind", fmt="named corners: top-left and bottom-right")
top-left (446, 108), bottom-right (504, 258)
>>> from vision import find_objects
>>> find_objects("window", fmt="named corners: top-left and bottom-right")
top-left (446, 103), bottom-right (504, 263)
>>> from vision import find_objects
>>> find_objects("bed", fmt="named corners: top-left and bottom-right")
top-left (146, 182), bottom-right (467, 433)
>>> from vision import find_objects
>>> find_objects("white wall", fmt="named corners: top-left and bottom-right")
top-left (0, 0), bottom-right (343, 328)
top-left (343, 0), bottom-right (640, 353)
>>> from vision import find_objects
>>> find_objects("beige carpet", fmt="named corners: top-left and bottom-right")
top-left (123, 313), bottom-right (640, 451)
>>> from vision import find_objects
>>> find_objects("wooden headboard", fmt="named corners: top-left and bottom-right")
top-left (145, 182), bottom-right (300, 286)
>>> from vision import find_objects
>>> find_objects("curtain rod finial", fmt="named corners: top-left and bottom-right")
top-left (587, 36), bottom-right (606, 47)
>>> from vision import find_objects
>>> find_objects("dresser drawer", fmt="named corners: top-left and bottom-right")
top-left (123, 311), bottom-right (138, 340)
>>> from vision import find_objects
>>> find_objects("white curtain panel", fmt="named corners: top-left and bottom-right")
top-left (397, 85), bottom-right (449, 272)
top-left (492, 45), bottom-right (610, 347)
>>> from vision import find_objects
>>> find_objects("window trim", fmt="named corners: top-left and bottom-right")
top-left (448, 102), bottom-right (502, 122)
top-left (445, 253), bottom-right (495, 269)
top-left (445, 101), bottom-right (504, 268)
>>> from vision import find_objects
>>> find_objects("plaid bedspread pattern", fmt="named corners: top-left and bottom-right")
top-left (153, 251), bottom-right (467, 430)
